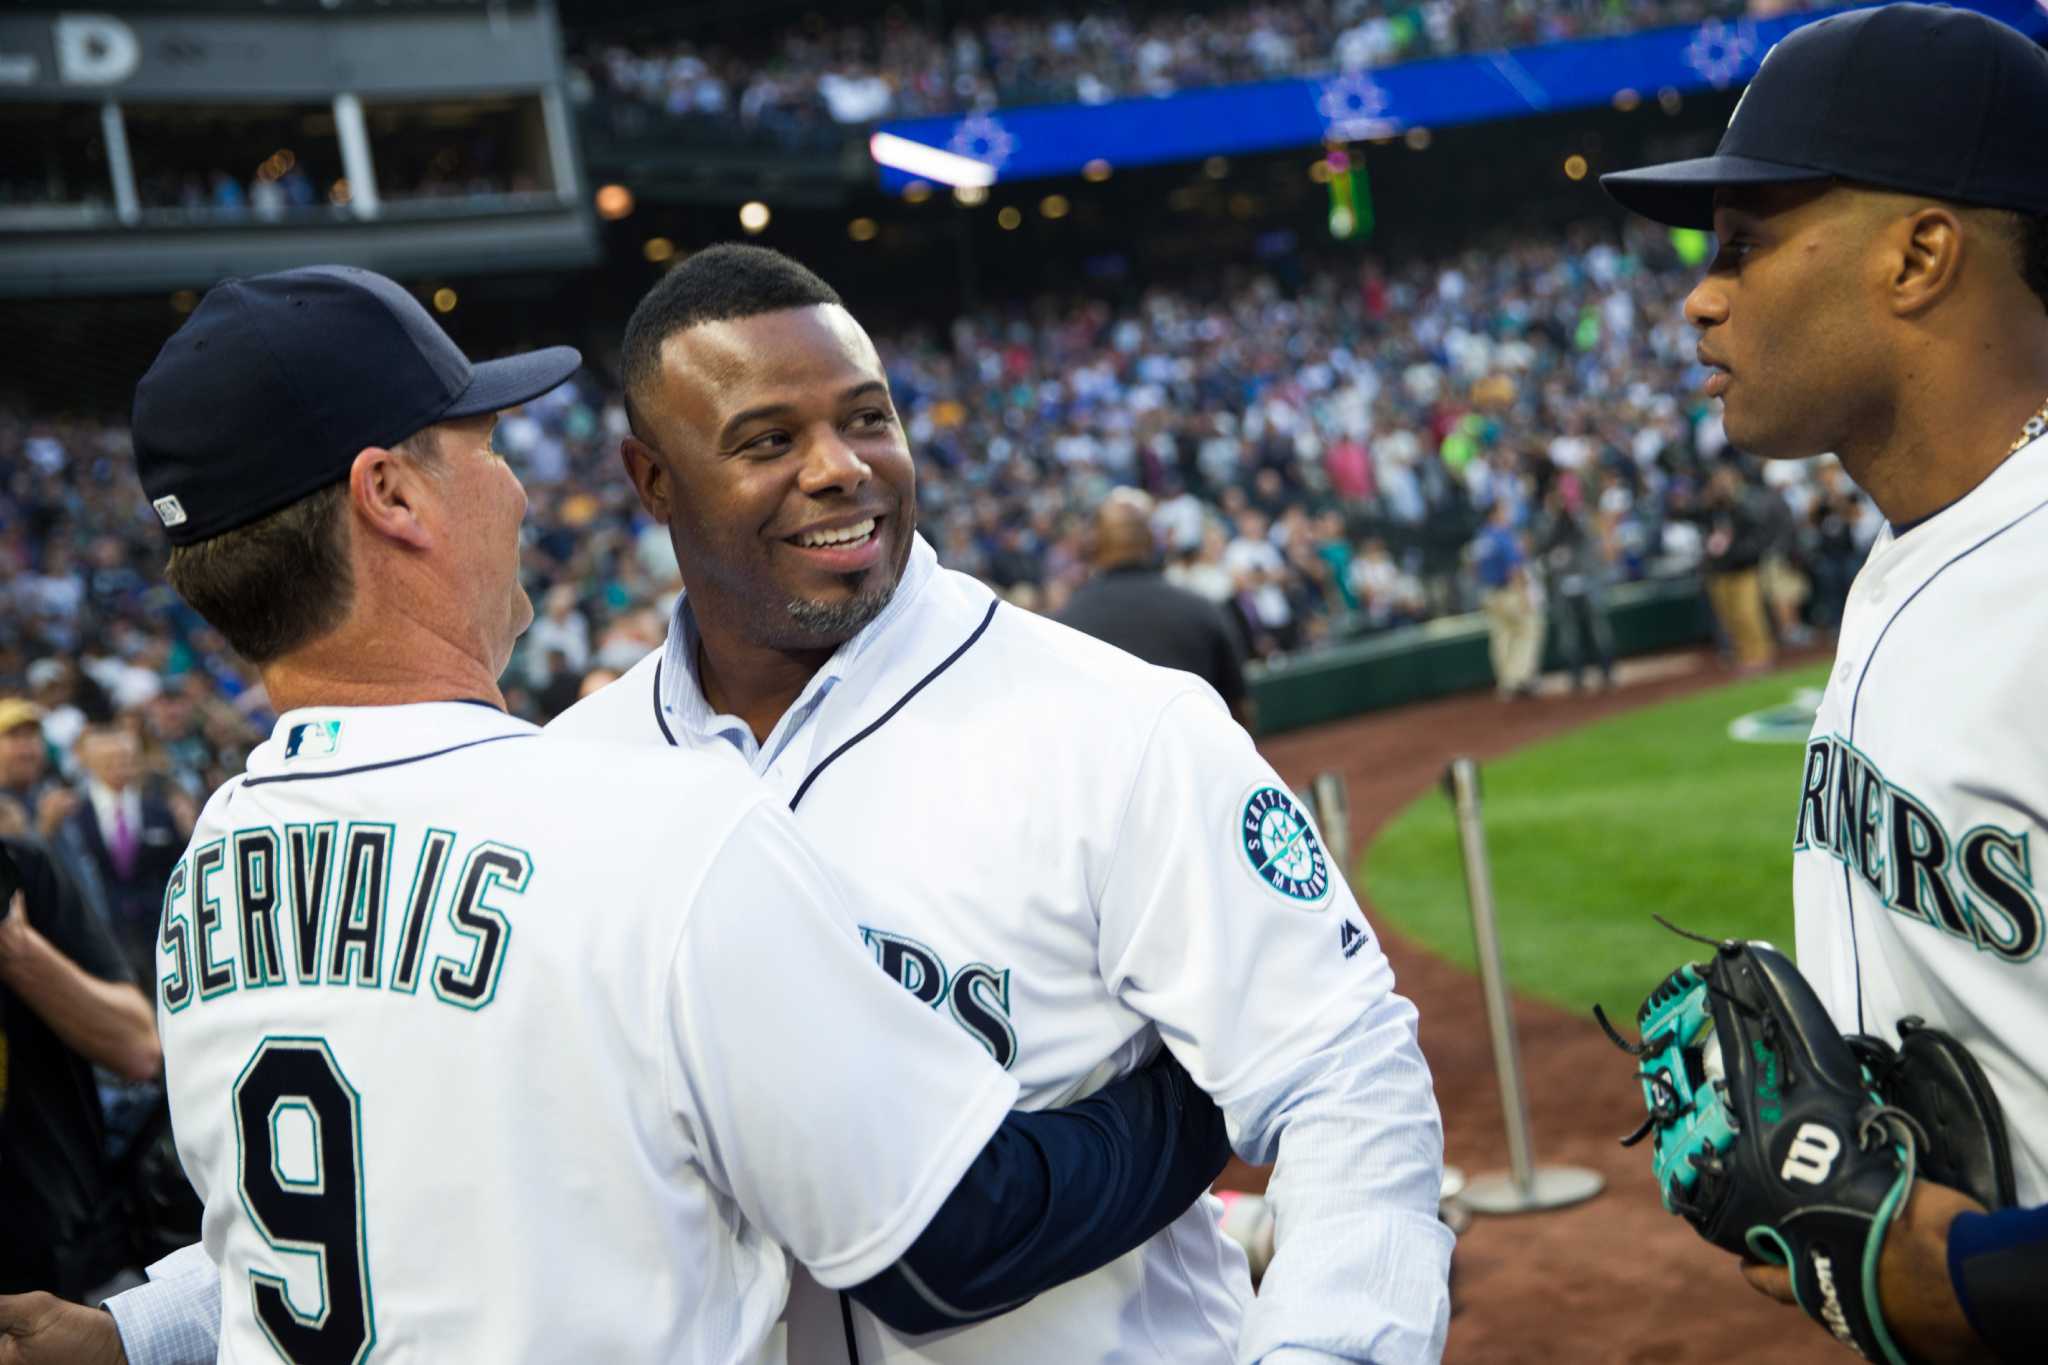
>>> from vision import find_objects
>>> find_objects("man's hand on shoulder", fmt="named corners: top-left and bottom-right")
top-left (0, 1293), bottom-right (127, 1365)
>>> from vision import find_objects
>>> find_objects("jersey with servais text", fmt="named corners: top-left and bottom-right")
top-left (158, 701), bottom-right (1017, 1364)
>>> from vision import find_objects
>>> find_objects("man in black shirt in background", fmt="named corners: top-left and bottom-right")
top-left (0, 837), bottom-right (160, 1302)
top-left (1060, 489), bottom-right (1255, 729)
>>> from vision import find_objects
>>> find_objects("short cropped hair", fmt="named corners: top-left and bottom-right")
top-left (620, 243), bottom-right (843, 440)
top-left (2017, 213), bottom-right (2048, 316)
top-left (164, 428), bottom-right (439, 665)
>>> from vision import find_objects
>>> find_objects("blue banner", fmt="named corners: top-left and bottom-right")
top-left (873, 1), bottom-right (2048, 190)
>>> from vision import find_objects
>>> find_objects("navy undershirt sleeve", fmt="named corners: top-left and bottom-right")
top-left (1945, 1202), bottom-right (2048, 1362)
top-left (846, 1045), bottom-right (1233, 1334)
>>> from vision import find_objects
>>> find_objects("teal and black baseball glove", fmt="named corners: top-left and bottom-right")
top-left (1596, 925), bottom-right (2013, 1364)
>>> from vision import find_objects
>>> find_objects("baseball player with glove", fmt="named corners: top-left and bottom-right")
top-left (0, 266), bottom-right (1243, 1364)
top-left (1599, 5), bottom-right (2048, 1362)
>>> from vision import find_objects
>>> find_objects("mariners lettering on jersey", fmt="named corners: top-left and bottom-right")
top-left (1238, 785), bottom-right (1332, 906)
top-left (1795, 734), bottom-right (2043, 962)
top-left (860, 927), bottom-right (1018, 1069)
top-left (158, 824), bottom-right (529, 1015)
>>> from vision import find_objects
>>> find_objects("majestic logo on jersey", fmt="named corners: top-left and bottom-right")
top-left (1339, 919), bottom-right (1368, 960)
top-left (1238, 785), bottom-right (1332, 906)
top-left (284, 720), bottom-right (343, 761)
top-left (1796, 734), bottom-right (2043, 963)
top-left (860, 928), bottom-right (1018, 1069)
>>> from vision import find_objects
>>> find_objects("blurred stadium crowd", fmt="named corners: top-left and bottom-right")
top-left (579, 0), bottom-right (1826, 139)
top-left (2, 219), bottom-right (1878, 961)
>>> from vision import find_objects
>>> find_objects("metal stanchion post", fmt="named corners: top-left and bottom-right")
top-left (1303, 767), bottom-right (1468, 1220)
top-left (1443, 756), bottom-right (1604, 1215)
top-left (1310, 770), bottom-right (1351, 871)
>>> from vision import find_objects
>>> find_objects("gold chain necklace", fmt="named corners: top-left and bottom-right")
top-left (2013, 395), bottom-right (2048, 456)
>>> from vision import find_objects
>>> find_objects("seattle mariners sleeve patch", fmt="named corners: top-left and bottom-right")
top-left (1237, 784), bottom-right (1334, 908)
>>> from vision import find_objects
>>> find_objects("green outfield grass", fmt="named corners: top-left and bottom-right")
top-left (1360, 661), bottom-right (1833, 1020)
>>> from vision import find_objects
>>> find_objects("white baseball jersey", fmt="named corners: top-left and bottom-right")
top-left (550, 535), bottom-right (1454, 1364)
top-left (156, 700), bottom-right (1018, 1364)
top-left (1793, 432), bottom-right (2048, 1204)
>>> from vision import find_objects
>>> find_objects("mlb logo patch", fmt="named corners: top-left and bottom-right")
top-left (152, 495), bottom-right (188, 528)
top-left (284, 719), bottom-right (343, 760)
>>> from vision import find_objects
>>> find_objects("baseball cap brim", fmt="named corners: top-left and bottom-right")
top-left (1600, 155), bottom-right (1830, 229)
top-left (442, 345), bottom-right (584, 421)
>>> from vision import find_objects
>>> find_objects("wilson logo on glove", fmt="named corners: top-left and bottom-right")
top-left (1780, 1124), bottom-right (1841, 1185)
top-left (1809, 1251), bottom-right (1857, 1351)
top-left (1594, 919), bottom-right (2016, 1365)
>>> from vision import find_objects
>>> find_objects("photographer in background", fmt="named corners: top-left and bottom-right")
top-left (0, 837), bottom-right (160, 1303)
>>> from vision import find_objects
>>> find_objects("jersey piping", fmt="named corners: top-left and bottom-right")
top-left (790, 600), bottom-right (1000, 813)
top-left (670, 597), bottom-right (999, 1365)
top-left (1840, 491), bottom-right (2048, 1029)
top-left (651, 659), bottom-right (681, 746)
top-left (239, 732), bottom-right (535, 788)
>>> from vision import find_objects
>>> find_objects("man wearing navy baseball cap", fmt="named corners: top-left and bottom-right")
top-left (130, 264), bottom-right (582, 687)
top-left (1605, 6), bottom-right (2048, 1365)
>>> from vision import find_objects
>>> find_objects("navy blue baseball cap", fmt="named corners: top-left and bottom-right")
top-left (133, 264), bottom-right (581, 546)
top-left (1603, 3), bottom-right (2048, 229)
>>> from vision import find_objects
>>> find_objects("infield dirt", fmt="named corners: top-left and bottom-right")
top-left (1231, 646), bottom-right (1842, 1365)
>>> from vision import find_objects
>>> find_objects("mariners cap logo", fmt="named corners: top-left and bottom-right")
top-left (283, 719), bottom-right (343, 760)
top-left (152, 495), bottom-right (188, 528)
top-left (1239, 784), bottom-right (1332, 906)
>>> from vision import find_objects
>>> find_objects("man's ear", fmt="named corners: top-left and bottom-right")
top-left (621, 436), bottom-right (671, 525)
top-left (1889, 205), bottom-right (1967, 318)
top-left (348, 445), bottom-right (434, 551)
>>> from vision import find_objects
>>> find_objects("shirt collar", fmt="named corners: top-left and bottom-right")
top-left (1880, 432), bottom-right (2048, 546)
top-left (88, 781), bottom-right (136, 825)
top-left (244, 701), bottom-right (536, 782)
top-left (658, 534), bottom-right (938, 761)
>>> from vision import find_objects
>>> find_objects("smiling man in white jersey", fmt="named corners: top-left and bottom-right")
top-left (32, 250), bottom-right (1451, 1365)
top-left (1604, 5), bottom-right (2048, 1361)
top-left (0, 265), bottom-right (1240, 1365)
top-left (541, 247), bottom-right (1452, 1364)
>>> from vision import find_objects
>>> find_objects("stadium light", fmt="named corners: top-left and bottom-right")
top-left (739, 201), bottom-right (771, 234)
top-left (595, 184), bottom-right (634, 220)
top-left (997, 206), bottom-right (1022, 230)
top-left (954, 185), bottom-right (988, 207)
top-left (1564, 155), bottom-right (1590, 181)
top-left (868, 131), bottom-right (997, 189)
top-left (1082, 159), bottom-right (1112, 182)
top-left (432, 288), bottom-right (457, 314)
